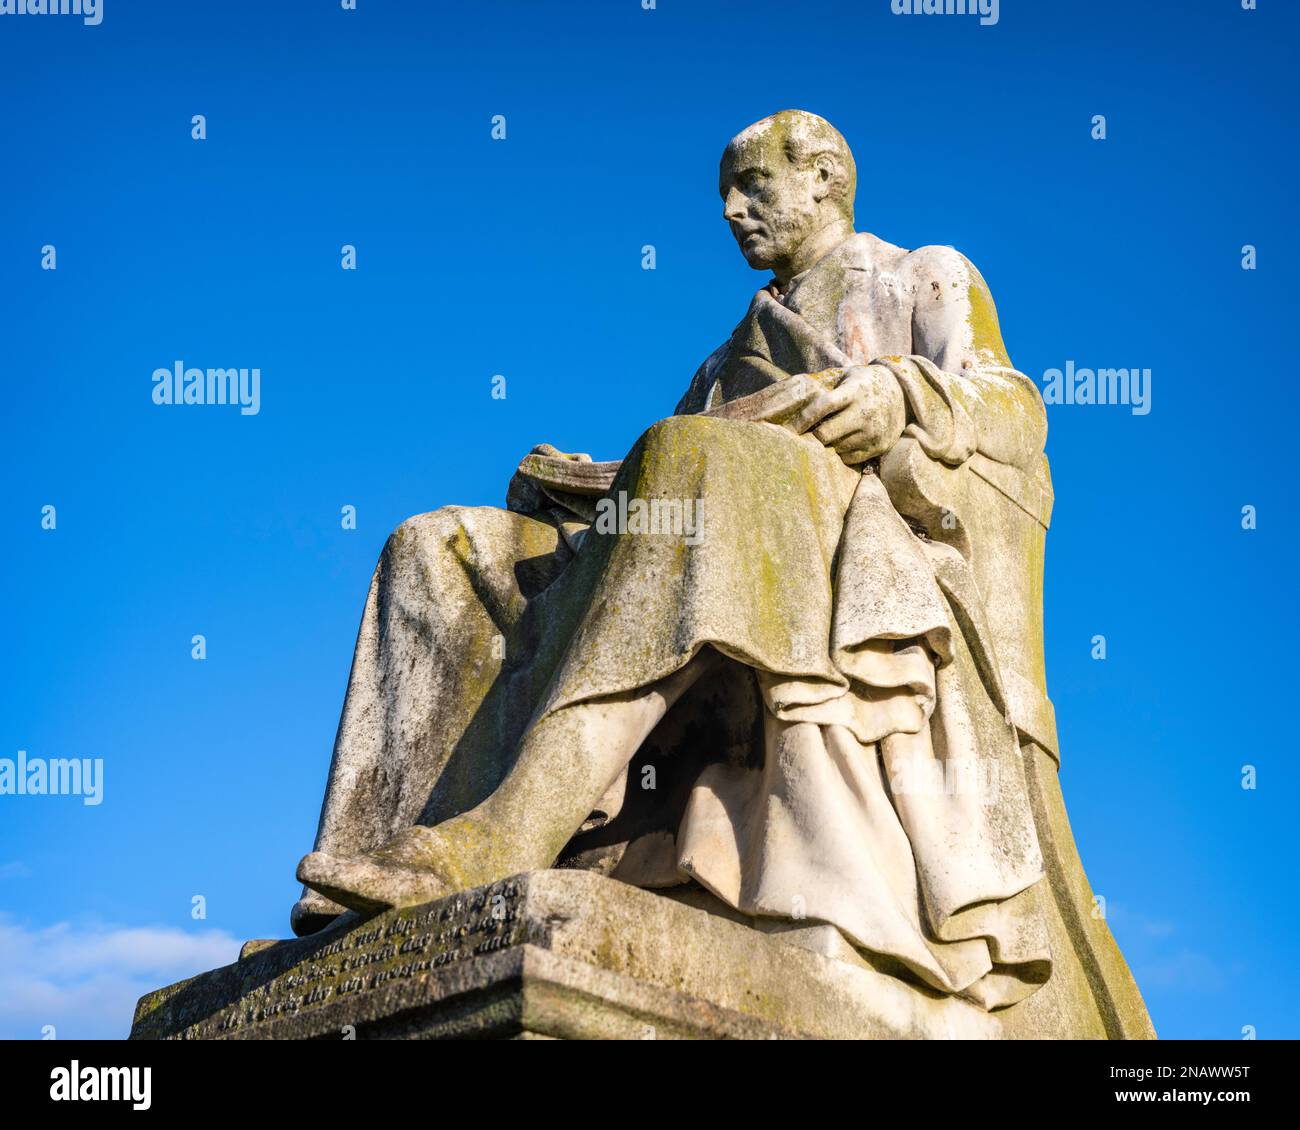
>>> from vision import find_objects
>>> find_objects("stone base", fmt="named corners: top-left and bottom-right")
top-left (131, 870), bottom-right (1011, 1040)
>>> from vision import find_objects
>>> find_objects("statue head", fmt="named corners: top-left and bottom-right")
top-left (719, 110), bottom-right (857, 285)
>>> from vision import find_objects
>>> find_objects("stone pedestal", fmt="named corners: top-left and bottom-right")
top-left (131, 869), bottom-right (1010, 1040)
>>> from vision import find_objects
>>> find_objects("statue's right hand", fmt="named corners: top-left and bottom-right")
top-left (782, 365), bottom-right (907, 464)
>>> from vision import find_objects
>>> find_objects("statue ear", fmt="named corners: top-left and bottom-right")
top-left (811, 154), bottom-right (838, 202)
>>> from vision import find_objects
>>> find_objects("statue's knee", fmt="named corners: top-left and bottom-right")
top-left (384, 507), bottom-right (472, 562)
top-left (638, 414), bottom-right (718, 458)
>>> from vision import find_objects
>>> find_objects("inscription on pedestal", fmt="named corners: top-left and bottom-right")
top-left (163, 881), bottom-right (525, 1039)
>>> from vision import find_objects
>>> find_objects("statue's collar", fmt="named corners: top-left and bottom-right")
top-left (779, 232), bottom-right (875, 305)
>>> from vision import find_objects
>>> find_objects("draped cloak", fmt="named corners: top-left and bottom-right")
top-left (294, 233), bottom-right (1054, 1010)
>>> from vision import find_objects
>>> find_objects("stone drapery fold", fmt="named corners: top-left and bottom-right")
top-left (298, 281), bottom-right (1053, 1008)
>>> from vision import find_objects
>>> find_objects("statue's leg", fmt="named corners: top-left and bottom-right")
top-left (298, 648), bottom-right (719, 913)
top-left (289, 504), bottom-right (574, 935)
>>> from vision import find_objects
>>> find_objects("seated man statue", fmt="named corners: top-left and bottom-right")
top-left (294, 110), bottom-right (1060, 1011)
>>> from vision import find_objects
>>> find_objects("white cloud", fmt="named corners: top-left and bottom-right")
top-left (0, 917), bottom-right (241, 1040)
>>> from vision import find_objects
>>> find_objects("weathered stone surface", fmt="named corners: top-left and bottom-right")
top-left (248, 109), bottom-right (1157, 1038)
top-left (288, 110), bottom-right (1071, 1016)
top-left (133, 871), bottom-right (1015, 1040)
top-left (132, 868), bottom-right (1153, 1040)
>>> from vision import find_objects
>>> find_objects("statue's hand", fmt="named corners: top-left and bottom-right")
top-left (506, 444), bottom-right (613, 515)
top-left (506, 445), bottom-right (583, 514)
top-left (526, 443), bottom-right (593, 463)
top-left (783, 365), bottom-right (906, 464)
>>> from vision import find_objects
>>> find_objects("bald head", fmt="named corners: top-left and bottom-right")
top-left (719, 111), bottom-right (857, 285)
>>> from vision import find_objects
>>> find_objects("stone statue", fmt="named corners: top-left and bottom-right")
top-left (288, 110), bottom-right (1152, 1027)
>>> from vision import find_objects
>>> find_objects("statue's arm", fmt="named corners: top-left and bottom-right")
top-left (674, 340), bottom-right (731, 415)
top-left (902, 245), bottom-right (1047, 469)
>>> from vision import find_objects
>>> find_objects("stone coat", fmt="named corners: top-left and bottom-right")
top-left (295, 233), bottom-right (1054, 1009)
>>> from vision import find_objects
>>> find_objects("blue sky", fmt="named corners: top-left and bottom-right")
top-left (1, 0), bottom-right (1295, 1039)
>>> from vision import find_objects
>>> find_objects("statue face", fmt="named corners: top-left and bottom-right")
top-left (719, 128), bottom-right (823, 273)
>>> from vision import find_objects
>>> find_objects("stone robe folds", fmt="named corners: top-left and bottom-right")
top-left (296, 233), bottom-right (1054, 1010)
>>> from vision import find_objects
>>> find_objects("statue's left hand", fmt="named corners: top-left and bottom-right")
top-left (506, 444), bottom-right (619, 516)
top-left (783, 365), bottom-right (906, 465)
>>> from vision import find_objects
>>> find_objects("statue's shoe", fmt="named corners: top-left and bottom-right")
top-left (296, 849), bottom-right (455, 915)
top-left (289, 888), bottom-right (347, 937)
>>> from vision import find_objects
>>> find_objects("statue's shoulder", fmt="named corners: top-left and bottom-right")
top-left (901, 243), bottom-right (1011, 369)
top-left (840, 230), bottom-right (909, 272)
top-left (899, 243), bottom-right (987, 289)
top-left (843, 232), bottom-right (981, 287)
